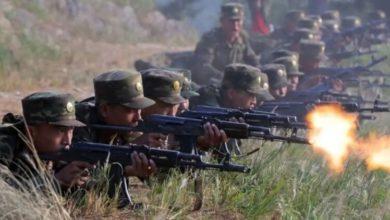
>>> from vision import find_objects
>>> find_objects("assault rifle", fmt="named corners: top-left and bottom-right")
top-left (183, 105), bottom-right (307, 129)
top-left (257, 100), bottom-right (389, 121)
top-left (40, 141), bottom-right (250, 209)
top-left (328, 49), bottom-right (378, 61)
top-left (89, 114), bottom-right (309, 152)
top-left (40, 142), bottom-right (250, 173)
top-left (322, 91), bottom-right (388, 105)
top-left (314, 55), bottom-right (388, 80)
top-left (324, 19), bottom-right (389, 46)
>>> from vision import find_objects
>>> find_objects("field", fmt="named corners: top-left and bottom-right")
top-left (0, 1), bottom-right (390, 219)
top-left (1, 47), bottom-right (389, 219)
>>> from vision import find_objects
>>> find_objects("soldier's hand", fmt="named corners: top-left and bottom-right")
top-left (124, 152), bottom-right (157, 178)
top-left (197, 122), bottom-right (228, 150)
top-left (148, 133), bottom-right (168, 148)
top-left (299, 75), bottom-right (328, 90)
top-left (331, 78), bottom-right (345, 92)
top-left (55, 161), bottom-right (93, 188)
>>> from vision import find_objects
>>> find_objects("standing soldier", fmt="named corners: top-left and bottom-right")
top-left (191, 3), bottom-right (259, 85)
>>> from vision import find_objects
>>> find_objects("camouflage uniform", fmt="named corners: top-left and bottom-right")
top-left (271, 49), bottom-right (299, 61)
top-left (271, 10), bottom-right (306, 41)
top-left (273, 56), bottom-right (304, 77)
top-left (73, 70), bottom-right (155, 144)
top-left (141, 69), bottom-right (186, 105)
top-left (321, 10), bottom-right (340, 24)
top-left (190, 63), bottom-right (273, 108)
top-left (298, 40), bottom-right (326, 73)
top-left (191, 3), bottom-right (259, 85)
top-left (192, 63), bottom-right (272, 154)
top-left (341, 16), bottom-right (362, 31)
top-left (171, 68), bottom-right (200, 100)
top-left (261, 64), bottom-right (289, 99)
top-left (73, 70), bottom-right (156, 208)
top-left (0, 92), bottom-right (83, 188)
top-left (298, 40), bottom-right (335, 91)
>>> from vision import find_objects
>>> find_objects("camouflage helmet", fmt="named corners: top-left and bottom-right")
top-left (191, 85), bottom-right (220, 107)
top-left (261, 64), bottom-right (289, 90)
top-left (308, 15), bottom-right (323, 26)
top-left (285, 10), bottom-right (306, 22)
top-left (297, 18), bottom-right (320, 31)
top-left (292, 28), bottom-right (315, 42)
top-left (221, 3), bottom-right (244, 20)
top-left (271, 49), bottom-right (299, 63)
top-left (369, 10), bottom-right (386, 21)
top-left (222, 63), bottom-right (273, 100)
top-left (368, 10), bottom-right (387, 30)
top-left (94, 70), bottom-right (155, 109)
top-left (165, 68), bottom-right (200, 99)
top-left (22, 91), bottom-right (84, 127)
top-left (273, 57), bottom-right (304, 76)
top-left (341, 16), bottom-right (361, 30)
top-left (299, 40), bottom-right (326, 61)
top-left (322, 20), bottom-right (340, 33)
top-left (321, 10), bottom-right (340, 21)
top-left (141, 69), bottom-right (186, 105)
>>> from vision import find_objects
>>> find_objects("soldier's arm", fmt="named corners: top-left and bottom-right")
top-left (243, 36), bottom-right (261, 66)
top-left (0, 134), bottom-right (16, 167)
top-left (191, 35), bottom-right (223, 84)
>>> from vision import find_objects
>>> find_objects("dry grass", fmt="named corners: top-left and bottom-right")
top-left (0, 1), bottom-right (389, 219)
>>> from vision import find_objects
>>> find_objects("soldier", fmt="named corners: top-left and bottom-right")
top-left (137, 68), bottom-right (227, 149)
top-left (191, 2), bottom-right (259, 85)
top-left (297, 18), bottom-right (321, 32)
top-left (368, 10), bottom-right (387, 33)
top-left (321, 10), bottom-right (340, 24)
top-left (321, 19), bottom-right (340, 41)
top-left (268, 49), bottom-right (300, 63)
top-left (163, 68), bottom-right (200, 113)
top-left (191, 63), bottom-right (272, 155)
top-left (74, 70), bottom-right (158, 178)
top-left (296, 18), bottom-right (322, 40)
top-left (272, 10), bottom-right (306, 41)
top-left (288, 28), bottom-right (316, 51)
top-left (0, 92), bottom-right (91, 190)
top-left (298, 40), bottom-right (326, 74)
top-left (191, 63), bottom-right (272, 109)
top-left (262, 64), bottom-right (289, 99)
top-left (297, 40), bottom-right (344, 92)
top-left (272, 56), bottom-right (304, 92)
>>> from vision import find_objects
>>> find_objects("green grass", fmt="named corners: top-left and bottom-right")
top-left (131, 140), bottom-right (388, 219)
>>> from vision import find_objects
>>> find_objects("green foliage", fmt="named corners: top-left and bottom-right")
top-left (11, 0), bottom-right (47, 20)
top-left (0, 44), bottom-right (16, 74)
top-left (18, 33), bottom-right (60, 60)
top-left (141, 141), bottom-right (389, 219)
top-left (129, 0), bottom-right (155, 16)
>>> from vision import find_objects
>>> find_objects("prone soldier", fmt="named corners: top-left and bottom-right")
top-left (0, 92), bottom-right (91, 190)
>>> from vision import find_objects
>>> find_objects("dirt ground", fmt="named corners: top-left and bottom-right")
top-left (0, 42), bottom-right (193, 117)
